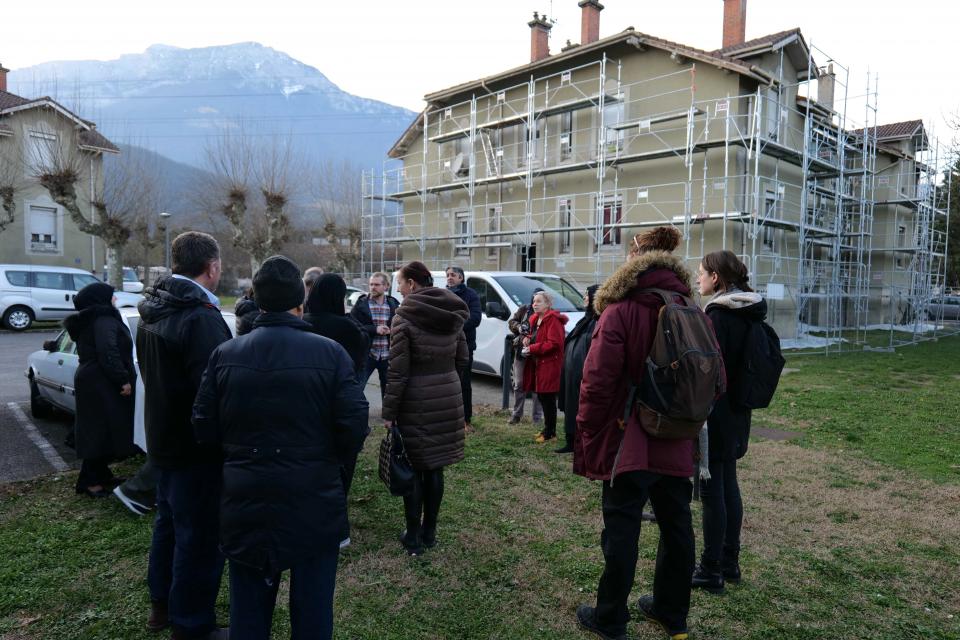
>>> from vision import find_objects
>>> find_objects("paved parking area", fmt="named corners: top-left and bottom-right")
top-left (0, 327), bottom-right (511, 484)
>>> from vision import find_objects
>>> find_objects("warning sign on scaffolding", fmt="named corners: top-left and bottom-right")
top-left (715, 100), bottom-right (729, 114)
top-left (766, 283), bottom-right (785, 300)
top-left (637, 189), bottom-right (649, 200)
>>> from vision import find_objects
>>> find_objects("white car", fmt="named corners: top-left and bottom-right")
top-left (1, 264), bottom-right (143, 331)
top-left (390, 270), bottom-right (584, 377)
top-left (345, 286), bottom-right (364, 312)
top-left (25, 306), bottom-right (237, 452)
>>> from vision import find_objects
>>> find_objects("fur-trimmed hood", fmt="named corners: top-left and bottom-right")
top-left (594, 251), bottom-right (693, 314)
top-left (705, 289), bottom-right (767, 320)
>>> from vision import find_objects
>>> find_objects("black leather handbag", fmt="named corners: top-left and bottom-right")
top-left (378, 424), bottom-right (414, 496)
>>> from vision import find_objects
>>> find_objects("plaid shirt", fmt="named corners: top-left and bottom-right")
top-left (369, 297), bottom-right (391, 360)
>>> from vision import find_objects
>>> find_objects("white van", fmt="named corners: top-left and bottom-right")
top-left (390, 270), bottom-right (585, 377)
top-left (0, 264), bottom-right (143, 331)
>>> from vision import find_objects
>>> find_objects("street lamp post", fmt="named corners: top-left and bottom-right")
top-left (159, 212), bottom-right (172, 273)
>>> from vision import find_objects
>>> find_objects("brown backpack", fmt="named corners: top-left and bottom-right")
top-left (631, 288), bottom-right (726, 440)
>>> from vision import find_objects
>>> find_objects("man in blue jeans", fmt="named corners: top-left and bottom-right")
top-left (350, 271), bottom-right (399, 400)
top-left (193, 256), bottom-right (369, 640)
top-left (136, 232), bottom-right (232, 639)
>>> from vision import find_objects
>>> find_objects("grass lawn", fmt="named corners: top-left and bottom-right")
top-left (1, 339), bottom-right (959, 639)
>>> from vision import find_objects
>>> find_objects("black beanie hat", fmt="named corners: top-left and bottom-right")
top-left (253, 255), bottom-right (304, 312)
top-left (74, 281), bottom-right (115, 310)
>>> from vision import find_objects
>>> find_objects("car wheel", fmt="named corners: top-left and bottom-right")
top-left (29, 378), bottom-right (53, 419)
top-left (3, 305), bottom-right (34, 331)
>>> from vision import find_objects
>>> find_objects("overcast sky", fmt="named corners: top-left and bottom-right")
top-left (4, 0), bottom-right (959, 147)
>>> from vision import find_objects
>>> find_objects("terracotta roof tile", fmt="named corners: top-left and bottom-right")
top-left (78, 129), bottom-right (119, 152)
top-left (0, 90), bottom-right (33, 111)
top-left (713, 28), bottom-right (802, 56)
top-left (862, 120), bottom-right (924, 140)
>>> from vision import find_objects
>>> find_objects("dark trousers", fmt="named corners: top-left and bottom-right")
top-left (76, 457), bottom-right (112, 492)
top-left (402, 469), bottom-right (445, 543)
top-left (595, 471), bottom-right (694, 634)
top-left (699, 457), bottom-right (743, 566)
top-left (365, 355), bottom-right (389, 400)
top-left (228, 549), bottom-right (339, 640)
top-left (147, 463), bottom-right (224, 637)
top-left (537, 392), bottom-right (558, 438)
top-left (458, 350), bottom-right (474, 424)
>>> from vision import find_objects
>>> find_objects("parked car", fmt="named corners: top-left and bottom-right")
top-left (389, 270), bottom-right (584, 376)
top-left (25, 306), bottom-right (237, 451)
top-left (927, 295), bottom-right (960, 321)
top-left (1, 264), bottom-right (143, 331)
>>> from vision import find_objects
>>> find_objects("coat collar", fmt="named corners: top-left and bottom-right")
top-left (594, 251), bottom-right (693, 315)
top-left (252, 311), bottom-right (313, 331)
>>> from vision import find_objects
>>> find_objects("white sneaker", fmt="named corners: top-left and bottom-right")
top-left (339, 537), bottom-right (351, 549)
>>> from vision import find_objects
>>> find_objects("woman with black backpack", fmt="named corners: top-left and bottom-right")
top-left (693, 250), bottom-right (767, 594)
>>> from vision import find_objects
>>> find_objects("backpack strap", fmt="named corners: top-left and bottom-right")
top-left (637, 287), bottom-right (694, 308)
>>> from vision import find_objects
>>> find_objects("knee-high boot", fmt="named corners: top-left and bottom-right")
top-left (420, 469), bottom-right (445, 548)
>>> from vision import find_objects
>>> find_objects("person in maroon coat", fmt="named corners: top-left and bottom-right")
top-left (574, 226), bottom-right (696, 640)
top-left (520, 290), bottom-right (568, 444)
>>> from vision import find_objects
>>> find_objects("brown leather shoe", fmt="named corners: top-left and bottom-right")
top-left (146, 600), bottom-right (169, 632)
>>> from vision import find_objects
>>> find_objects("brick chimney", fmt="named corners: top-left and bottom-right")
top-left (722, 0), bottom-right (747, 49)
top-left (579, 0), bottom-right (604, 45)
top-left (528, 12), bottom-right (553, 63)
top-left (0, 63), bottom-right (8, 93)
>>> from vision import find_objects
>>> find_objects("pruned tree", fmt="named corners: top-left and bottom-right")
top-left (0, 141), bottom-right (24, 233)
top-left (311, 159), bottom-right (364, 276)
top-left (32, 136), bottom-right (160, 288)
top-left (202, 128), bottom-right (301, 276)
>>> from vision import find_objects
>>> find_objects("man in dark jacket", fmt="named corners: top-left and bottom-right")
top-left (574, 227), bottom-right (696, 640)
top-left (137, 231), bottom-right (232, 640)
top-left (349, 271), bottom-right (399, 400)
top-left (446, 266), bottom-right (481, 429)
top-left (193, 256), bottom-right (368, 640)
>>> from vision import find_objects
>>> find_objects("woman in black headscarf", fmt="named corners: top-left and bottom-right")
top-left (303, 273), bottom-right (369, 381)
top-left (63, 282), bottom-right (138, 497)
top-left (556, 284), bottom-right (600, 454)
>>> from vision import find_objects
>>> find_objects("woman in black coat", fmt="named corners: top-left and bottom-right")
top-left (303, 274), bottom-right (369, 381)
top-left (63, 282), bottom-right (137, 497)
top-left (557, 284), bottom-right (599, 454)
top-left (693, 250), bottom-right (767, 593)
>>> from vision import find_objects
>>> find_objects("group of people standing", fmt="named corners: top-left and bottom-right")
top-left (63, 223), bottom-right (769, 640)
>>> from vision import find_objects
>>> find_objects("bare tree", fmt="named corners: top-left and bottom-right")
top-left (32, 136), bottom-right (160, 288)
top-left (311, 158), bottom-right (364, 276)
top-left (202, 128), bottom-right (301, 277)
top-left (0, 141), bottom-right (25, 233)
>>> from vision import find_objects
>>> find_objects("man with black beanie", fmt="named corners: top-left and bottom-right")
top-left (193, 255), bottom-right (369, 640)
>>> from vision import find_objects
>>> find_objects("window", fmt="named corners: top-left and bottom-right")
top-left (599, 195), bottom-right (623, 246)
top-left (494, 275), bottom-right (585, 311)
top-left (603, 100), bottom-right (624, 154)
top-left (518, 120), bottom-right (544, 168)
top-left (762, 225), bottom-right (776, 251)
top-left (28, 205), bottom-right (59, 253)
top-left (5, 271), bottom-right (30, 287)
top-left (55, 331), bottom-right (76, 354)
top-left (897, 224), bottom-right (907, 247)
top-left (764, 87), bottom-right (779, 141)
top-left (559, 111), bottom-right (573, 160)
top-left (558, 198), bottom-right (573, 254)
top-left (27, 129), bottom-right (58, 174)
top-left (467, 277), bottom-right (505, 315)
top-left (454, 211), bottom-right (472, 257)
top-left (487, 206), bottom-right (501, 259)
top-left (72, 273), bottom-right (100, 290)
top-left (762, 191), bottom-right (778, 250)
top-left (33, 271), bottom-right (72, 290)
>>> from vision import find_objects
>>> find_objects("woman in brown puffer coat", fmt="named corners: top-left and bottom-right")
top-left (382, 261), bottom-right (469, 556)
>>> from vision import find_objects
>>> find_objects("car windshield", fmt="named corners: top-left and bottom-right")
top-left (73, 273), bottom-right (100, 289)
top-left (494, 276), bottom-right (584, 311)
top-left (123, 268), bottom-right (137, 281)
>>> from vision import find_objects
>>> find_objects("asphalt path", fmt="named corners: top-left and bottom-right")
top-left (0, 327), bottom-right (510, 484)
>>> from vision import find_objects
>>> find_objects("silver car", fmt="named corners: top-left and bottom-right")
top-left (1, 264), bottom-right (143, 331)
top-left (927, 295), bottom-right (960, 321)
top-left (26, 307), bottom-right (237, 451)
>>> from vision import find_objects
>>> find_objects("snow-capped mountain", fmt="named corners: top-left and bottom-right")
top-left (9, 43), bottom-right (415, 169)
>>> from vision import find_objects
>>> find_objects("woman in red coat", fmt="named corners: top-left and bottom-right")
top-left (521, 290), bottom-right (568, 443)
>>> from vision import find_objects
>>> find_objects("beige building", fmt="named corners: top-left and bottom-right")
top-left (0, 63), bottom-right (118, 273)
top-left (362, 1), bottom-right (950, 349)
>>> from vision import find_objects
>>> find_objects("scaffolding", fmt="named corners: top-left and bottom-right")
top-left (361, 37), bottom-right (955, 351)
